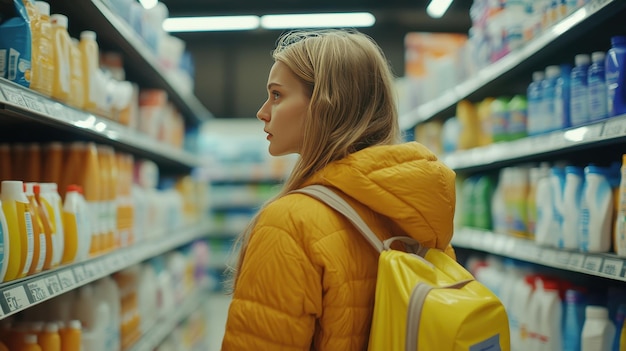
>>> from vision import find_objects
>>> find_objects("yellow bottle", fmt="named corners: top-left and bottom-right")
top-left (61, 185), bottom-right (88, 264)
top-left (0, 200), bottom-right (9, 282)
top-left (69, 38), bottom-right (84, 109)
top-left (33, 184), bottom-right (54, 270)
top-left (25, 183), bottom-right (45, 275)
top-left (1, 180), bottom-right (34, 281)
top-left (38, 323), bottom-right (60, 351)
top-left (31, 1), bottom-right (54, 97)
top-left (39, 183), bottom-right (64, 268)
top-left (83, 143), bottom-right (101, 257)
top-left (20, 334), bottom-right (42, 351)
top-left (59, 320), bottom-right (81, 351)
top-left (50, 14), bottom-right (71, 104)
top-left (79, 30), bottom-right (100, 113)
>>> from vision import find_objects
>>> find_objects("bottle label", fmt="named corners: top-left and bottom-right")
top-left (22, 211), bottom-right (34, 275)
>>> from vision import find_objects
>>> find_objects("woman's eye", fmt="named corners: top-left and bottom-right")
top-left (272, 91), bottom-right (280, 100)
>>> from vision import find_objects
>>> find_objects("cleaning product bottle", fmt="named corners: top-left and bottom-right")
top-left (542, 65), bottom-right (561, 133)
top-left (550, 166), bottom-right (567, 248)
top-left (555, 63), bottom-right (572, 130)
top-left (562, 166), bottom-right (585, 250)
top-left (589, 51), bottom-right (608, 121)
top-left (570, 54), bottom-right (591, 127)
top-left (32, 184), bottom-right (54, 270)
top-left (38, 323), bottom-right (60, 351)
top-left (38, 183), bottom-right (64, 268)
top-left (1, 184), bottom-right (21, 282)
top-left (616, 154), bottom-right (626, 257)
top-left (59, 320), bottom-right (81, 351)
top-left (582, 306), bottom-right (616, 351)
top-left (61, 185), bottom-right (83, 264)
top-left (31, 1), bottom-right (54, 97)
top-left (1, 180), bottom-right (34, 279)
top-left (527, 71), bottom-right (545, 136)
top-left (69, 38), bottom-right (84, 109)
top-left (563, 288), bottom-right (587, 351)
top-left (50, 14), bottom-right (71, 104)
top-left (24, 183), bottom-right (45, 275)
top-left (79, 30), bottom-right (100, 113)
top-left (0, 199), bottom-right (8, 283)
top-left (95, 276), bottom-right (121, 351)
top-left (473, 174), bottom-right (495, 230)
top-left (507, 95), bottom-right (528, 140)
top-left (477, 97), bottom-right (495, 146)
top-left (606, 36), bottom-right (626, 117)
top-left (491, 96), bottom-right (511, 142)
top-left (539, 279), bottom-right (563, 350)
top-left (580, 166), bottom-right (614, 253)
top-left (535, 163), bottom-right (554, 245)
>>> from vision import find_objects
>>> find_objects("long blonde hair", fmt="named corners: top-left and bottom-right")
top-left (228, 29), bottom-right (401, 291)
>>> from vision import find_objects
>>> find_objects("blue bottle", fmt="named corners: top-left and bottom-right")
top-left (563, 288), bottom-right (586, 351)
top-left (542, 65), bottom-right (561, 133)
top-left (588, 51), bottom-right (608, 121)
top-left (606, 36), bottom-right (626, 117)
top-left (555, 63), bottom-right (572, 129)
top-left (527, 71), bottom-right (545, 136)
top-left (570, 54), bottom-right (591, 127)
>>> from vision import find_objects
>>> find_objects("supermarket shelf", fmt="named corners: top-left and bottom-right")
top-left (52, 0), bottom-right (213, 125)
top-left (0, 220), bottom-right (211, 320)
top-left (453, 227), bottom-right (626, 282)
top-left (128, 286), bottom-right (208, 351)
top-left (398, 0), bottom-right (625, 130)
top-left (441, 114), bottom-right (626, 171)
top-left (0, 78), bottom-right (201, 170)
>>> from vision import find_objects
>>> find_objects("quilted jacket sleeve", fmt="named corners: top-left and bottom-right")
top-left (222, 221), bottom-right (323, 350)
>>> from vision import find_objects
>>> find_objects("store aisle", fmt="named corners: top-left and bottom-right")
top-left (206, 292), bottom-right (232, 350)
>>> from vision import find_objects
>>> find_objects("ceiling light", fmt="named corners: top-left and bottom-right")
top-left (426, 0), bottom-right (453, 18)
top-left (260, 12), bottom-right (376, 29)
top-left (163, 15), bottom-right (261, 32)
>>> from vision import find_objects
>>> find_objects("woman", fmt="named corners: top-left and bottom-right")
top-left (222, 29), bottom-right (456, 350)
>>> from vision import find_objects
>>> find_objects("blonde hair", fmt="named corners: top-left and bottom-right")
top-left (228, 29), bottom-right (401, 291)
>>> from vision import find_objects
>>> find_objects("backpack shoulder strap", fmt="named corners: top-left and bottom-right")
top-left (293, 185), bottom-right (384, 253)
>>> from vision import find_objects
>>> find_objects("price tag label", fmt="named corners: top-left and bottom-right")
top-left (569, 253), bottom-right (586, 269)
top-left (585, 123), bottom-right (604, 140)
top-left (58, 270), bottom-right (76, 290)
top-left (44, 275), bottom-right (62, 296)
top-left (601, 117), bottom-right (626, 138)
top-left (84, 263), bottom-right (97, 279)
top-left (547, 133), bottom-right (566, 150)
top-left (2, 286), bottom-right (29, 313)
top-left (540, 249), bottom-right (559, 266)
top-left (73, 266), bottom-right (86, 283)
top-left (22, 93), bottom-right (48, 114)
top-left (0, 85), bottom-right (26, 108)
top-left (557, 251), bottom-right (571, 266)
top-left (26, 280), bottom-right (49, 303)
top-left (583, 256), bottom-right (603, 273)
top-left (601, 258), bottom-right (624, 278)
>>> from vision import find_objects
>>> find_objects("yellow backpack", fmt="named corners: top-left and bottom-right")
top-left (297, 185), bottom-right (510, 351)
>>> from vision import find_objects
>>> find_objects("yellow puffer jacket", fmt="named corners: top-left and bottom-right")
top-left (222, 142), bottom-right (456, 350)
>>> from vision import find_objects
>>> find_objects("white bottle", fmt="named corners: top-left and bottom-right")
top-left (539, 279), bottom-right (563, 351)
top-left (94, 277), bottom-right (121, 351)
top-left (0, 200), bottom-right (8, 282)
top-left (582, 306), bottom-right (615, 351)
top-left (616, 155), bottom-right (626, 257)
top-left (535, 164), bottom-right (555, 246)
top-left (550, 166), bottom-right (566, 248)
top-left (138, 263), bottom-right (158, 333)
top-left (562, 166), bottom-right (585, 249)
top-left (579, 166), bottom-right (613, 253)
top-left (526, 276), bottom-right (545, 350)
top-left (73, 284), bottom-right (110, 351)
top-left (511, 274), bottom-right (535, 351)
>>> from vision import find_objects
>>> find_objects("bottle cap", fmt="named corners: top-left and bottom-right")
top-left (45, 322), bottom-right (59, 333)
top-left (24, 334), bottom-right (38, 344)
top-left (532, 71), bottom-right (545, 82)
top-left (66, 184), bottom-right (83, 193)
top-left (611, 36), bottom-right (626, 46)
top-left (545, 65), bottom-right (561, 78)
top-left (68, 320), bottom-right (82, 330)
top-left (81, 30), bottom-right (97, 41)
top-left (574, 54), bottom-right (590, 66)
top-left (591, 51), bottom-right (606, 63)
top-left (34, 1), bottom-right (50, 16)
top-left (586, 305), bottom-right (609, 319)
top-left (50, 14), bottom-right (68, 28)
top-left (1, 180), bottom-right (25, 198)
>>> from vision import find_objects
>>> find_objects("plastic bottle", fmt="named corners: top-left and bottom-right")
top-left (563, 288), bottom-right (587, 351)
top-left (606, 36), bottom-right (626, 117)
top-left (38, 323), bottom-right (60, 351)
top-left (535, 164), bottom-right (555, 246)
top-left (0, 200), bottom-right (8, 282)
top-left (32, 184), bottom-right (54, 270)
top-left (616, 154), bottom-right (626, 257)
top-left (31, 1), bottom-right (54, 97)
top-left (527, 71), bottom-right (545, 136)
top-left (477, 97), bottom-right (495, 146)
top-left (69, 38), bottom-right (84, 109)
top-left (542, 65), bottom-right (561, 133)
top-left (526, 276), bottom-right (545, 350)
top-left (589, 51), bottom-right (608, 121)
top-left (507, 95), bottom-right (528, 140)
top-left (24, 183), bottom-right (46, 275)
top-left (491, 96), bottom-right (511, 142)
top-left (550, 166), bottom-right (566, 248)
top-left (582, 306), bottom-right (616, 351)
top-left (457, 100), bottom-right (480, 150)
top-left (570, 54), bottom-right (591, 127)
top-left (539, 279), bottom-right (563, 350)
top-left (461, 176), bottom-right (478, 228)
top-left (555, 63), bottom-right (572, 130)
top-left (473, 174), bottom-right (495, 230)
top-left (83, 143), bottom-right (101, 257)
top-left (613, 305), bottom-right (626, 351)
top-left (38, 183), bottom-right (64, 268)
top-left (74, 284), bottom-right (110, 351)
top-left (21, 334), bottom-right (42, 351)
top-left (42, 143), bottom-right (64, 186)
top-left (79, 30), bottom-right (100, 113)
top-left (580, 166), bottom-right (614, 253)
top-left (563, 166), bottom-right (585, 250)
top-left (1, 180), bottom-right (35, 279)
top-left (95, 276), bottom-right (121, 351)
top-left (59, 320), bottom-right (81, 351)
top-left (50, 14), bottom-right (71, 104)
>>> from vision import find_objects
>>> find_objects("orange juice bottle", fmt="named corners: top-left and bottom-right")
top-left (25, 144), bottom-right (42, 182)
top-left (83, 143), bottom-right (101, 257)
top-left (69, 38), bottom-right (84, 109)
top-left (38, 323), bottom-right (60, 351)
top-left (59, 142), bottom-right (84, 201)
top-left (25, 183), bottom-right (46, 275)
top-left (42, 142), bottom-right (64, 186)
top-left (39, 183), bottom-right (64, 268)
top-left (0, 144), bottom-right (11, 182)
top-left (61, 185), bottom-right (83, 264)
top-left (97, 146), bottom-right (116, 253)
top-left (1, 180), bottom-right (34, 280)
top-left (59, 320), bottom-right (81, 351)
top-left (50, 14), bottom-right (71, 104)
top-left (31, 1), bottom-right (54, 97)
top-left (20, 334), bottom-right (42, 351)
top-left (33, 184), bottom-right (54, 270)
top-left (79, 30), bottom-right (100, 113)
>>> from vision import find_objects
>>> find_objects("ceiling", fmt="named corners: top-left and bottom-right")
top-left (159, 0), bottom-right (474, 37)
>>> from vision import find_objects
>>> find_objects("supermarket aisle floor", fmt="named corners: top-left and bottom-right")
top-left (206, 292), bottom-right (232, 350)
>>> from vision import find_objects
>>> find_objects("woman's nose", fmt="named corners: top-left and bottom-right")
top-left (257, 101), bottom-right (270, 121)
